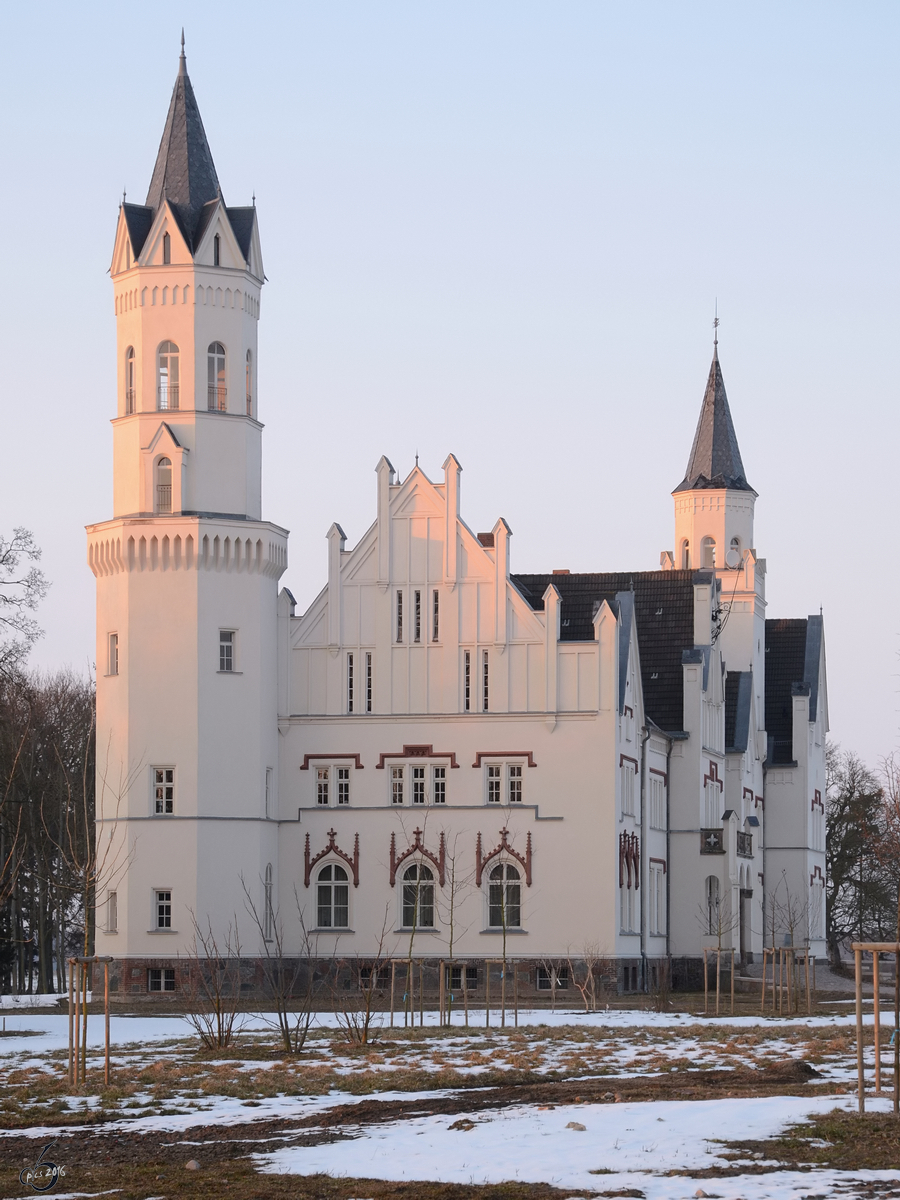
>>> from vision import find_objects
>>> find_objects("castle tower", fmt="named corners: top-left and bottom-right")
top-left (88, 44), bottom-right (287, 973)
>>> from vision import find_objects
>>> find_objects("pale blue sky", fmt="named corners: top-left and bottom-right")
top-left (2, 2), bottom-right (897, 766)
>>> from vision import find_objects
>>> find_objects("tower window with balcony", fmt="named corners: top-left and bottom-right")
top-left (245, 350), bottom-right (253, 415)
top-left (162, 232), bottom-right (171, 264)
top-left (156, 457), bottom-right (172, 514)
top-left (214, 233), bottom-right (221, 266)
top-left (157, 342), bottom-right (179, 410)
top-left (208, 342), bottom-right (226, 411)
top-left (125, 347), bottom-right (135, 413)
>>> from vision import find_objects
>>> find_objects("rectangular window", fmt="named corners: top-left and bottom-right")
top-left (620, 883), bottom-right (635, 932)
top-left (704, 780), bottom-right (720, 827)
top-left (412, 765), bottom-right (426, 804)
top-left (337, 766), bottom-right (350, 805)
top-left (317, 767), bottom-right (329, 806)
top-left (464, 650), bottom-right (471, 712)
top-left (414, 590), bottom-right (421, 642)
top-left (447, 964), bottom-right (478, 991)
top-left (391, 765), bottom-right (404, 805)
top-left (347, 652), bottom-right (354, 713)
top-left (148, 967), bottom-right (176, 992)
top-left (219, 630), bottom-right (234, 672)
top-left (108, 632), bottom-right (119, 676)
top-left (508, 764), bottom-right (522, 803)
top-left (107, 891), bottom-right (118, 933)
top-left (622, 761), bottom-right (635, 817)
top-left (482, 650), bottom-right (489, 712)
top-left (432, 590), bottom-right (440, 641)
top-left (366, 652), bottom-right (373, 713)
top-left (536, 965), bottom-right (569, 990)
top-left (155, 889), bottom-right (172, 929)
top-left (487, 764), bottom-right (502, 804)
top-left (432, 765), bottom-right (446, 804)
top-left (650, 775), bottom-right (665, 829)
top-left (396, 590), bottom-right (403, 642)
top-left (153, 768), bottom-right (174, 815)
top-left (649, 864), bottom-right (666, 935)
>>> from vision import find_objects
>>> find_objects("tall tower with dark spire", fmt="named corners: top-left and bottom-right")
top-left (88, 45), bottom-right (287, 968)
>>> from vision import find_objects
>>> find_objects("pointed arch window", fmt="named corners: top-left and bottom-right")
top-left (157, 342), bottom-right (179, 410)
top-left (207, 342), bottom-right (226, 411)
top-left (245, 350), bottom-right (253, 416)
top-left (156, 457), bottom-right (172, 514)
top-left (701, 537), bottom-right (716, 568)
top-left (162, 232), bottom-right (171, 265)
top-left (214, 233), bottom-right (221, 267)
top-left (125, 347), bottom-right (135, 413)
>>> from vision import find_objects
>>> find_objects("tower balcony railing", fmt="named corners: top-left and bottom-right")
top-left (737, 831), bottom-right (753, 858)
top-left (156, 485), bottom-right (172, 514)
top-left (208, 386), bottom-right (227, 412)
top-left (157, 385), bottom-right (179, 411)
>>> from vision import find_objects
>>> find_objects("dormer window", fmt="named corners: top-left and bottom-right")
top-left (214, 234), bottom-right (221, 266)
top-left (157, 342), bottom-right (179, 410)
top-left (701, 537), bottom-right (716, 568)
top-left (162, 232), bottom-right (171, 265)
top-left (156, 457), bottom-right (172, 514)
top-left (681, 540), bottom-right (690, 570)
top-left (207, 342), bottom-right (226, 411)
top-left (125, 347), bottom-right (135, 414)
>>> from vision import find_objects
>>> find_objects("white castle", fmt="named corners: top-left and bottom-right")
top-left (89, 50), bottom-right (828, 997)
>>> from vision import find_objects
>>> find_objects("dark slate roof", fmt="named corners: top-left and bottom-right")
top-left (122, 204), bottom-right (154, 257)
top-left (725, 669), bottom-right (753, 754)
top-left (764, 618), bottom-right (807, 764)
top-left (674, 350), bottom-right (756, 495)
top-left (227, 207), bottom-right (256, 261)
top-left (510, 570), bottom-right (700, 733)
top-left (145, 52), bottom-right (221, 249)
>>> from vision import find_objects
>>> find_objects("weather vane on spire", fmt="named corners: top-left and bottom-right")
top-left (713, 299), bottom-right (719, 349)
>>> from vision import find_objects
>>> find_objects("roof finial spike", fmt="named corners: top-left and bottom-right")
top-left (415, 450), bottom-right (419, 468)
top-left (179, 28), bottom-right (187, 75)
top-left (713, 298), bottom-right (719, 359)
top-left (252, 190), bottom-right (256, 208)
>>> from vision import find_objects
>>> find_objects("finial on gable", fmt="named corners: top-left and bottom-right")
top-left (179, 29), bottom-right (187, 75)
top-left (713, 299), bottom-right (719, 359)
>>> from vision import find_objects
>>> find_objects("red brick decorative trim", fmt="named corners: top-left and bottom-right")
top-left (811, 789), bottom-right (823, 811)
top-left (304, 829), bottom-right (360, 887)
top-left (389, 828), bottom-right (446, 887)
top-left (704, 760), bottom-right (723, 790)
top-left (649, 856), bottom-right (667, 874)
top-left (376, 744), bottom-right (460, 769)
top-left (810, 864), bottom-right (825, 887)
top-left (472, 751), bottom-right (537, 768)
top-left (301, 754), bottom-right (364, 771)
top-left (619, 754), bottom-right (639, 771)
top-left (649, 768), bottom-right (668, 785)
top-left (619, 831), bottom-right (640, 889)
top-left (476, 827), bottom-right (532, 886)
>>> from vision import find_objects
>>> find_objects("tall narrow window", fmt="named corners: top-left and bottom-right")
top-left (263, 864), bottom-right (273, 940)
top-left (219, 630), bottom-right (234, 672)
top-left (412, 765), bottom-right (426, 804)
top-left (162, 232), bottom-right (171, 264)
top-left (488, 863), bottom-right (521, 928)
top-left (347, 653), bottom-right (354, 712)
top-left (156, 457), bottom-right (172, 513)
top-left (396, 591), bottom-right (403, 642)
top-left (681, 540), bottom-right (690, 570)
top-left (464, 650), bottom-right (471, 712)
top-left (391, 765), bottom-right (404, 804)
top-left (125, 347), bottom-right (135, 413)
top-left (701, 537), bottom-right (716, 568)
top-left (337, 766), bottom-right (350, 805)
top-left (622, 761), bottom-right (636, 817)
top-left (432, 765), bottom-right (446, 804)
top-left (365, 652), bottom-right (373, 713)
top-left (108, 633), bottom-right (119, 676)
top-left (402, 863), bottom-right (435, 927)
top-left (213, 233), bottom-right (221, 266)
top-left (508, 764), bottom-right (522, 803)
top-left (317, 864), bottom-right (349, 928)
top-left (705, 875), bottom-right (720, 935)
top-left (207, 342), bottom-right (226, 411)
top-left (487, 764), bottom-right (502, 804)
top-left (155, 889), bottom-right (172, 929)
top-left (414, 590), bottom-right (421, 642)
top-left (245, 350), bottom-right (253, 415)
top-left (317, 768), bottom-right (329, 805)
top-left (153, 768), bottom-right (175, 814)
top-left (157, 341), bottom-right (179, 410)
top-left (482, 650), bottom-right (489, 712)
top-left (432, 590), bottom-right (439, 641)
top-left (107, 891), bottom-right (118, 933)
top-left (265, 767), bottom-right (273, 818)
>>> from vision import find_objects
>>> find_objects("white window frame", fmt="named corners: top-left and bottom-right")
top-left (316, 862), bottom-right (351, 929)
top-left (263, 863), bottom-right (274, 941)
top-left (391, 765), bottom-right (404, 805)
top-left (620, 880), bottom-right (636, 933)
top-left (396, 590), bottom-right (403, 642)
top-left (148, 967), bottom-right (176, 992)
top-left (621, 761), bottom-right (636, 818)
top-left (649, 774), bottom-right (665, 829)
top-left (265, 766), bottom-right (274, 818)
top-left (649, 864), bottom-right (666, 935)
top-left (508, 763), bottom-right (523, 803)
top-left (432, 589), bottom-right (440, 642)
top-left (487, 861), bottom-right (522, 929)
top-left (154, 888), bottom-right (172, 930)
top-left (337, 766), bottom-right (350, 805)
top-left (219, 629), bottom-right (236, 673)
top-left (486, 763), bottom-right (502, 804)
top-left (365, 652), bottom-right (373, 713)
top-left (464, 649), bottom-right (471, 712)
top-left (412, 764), bottom-right (426, 804)
top-left (414, 590), bottom-right (421, 642)
top-left (152, 767), bottom-right (175, 815)
top-left (107, 890), bottom-right (118, 933)
top-left (432, 765), bottom-right (446, 804)
top-left (482, 649), bottom-right (489, 712)
top-left (482, 758), bottom-right (526, 805)
top-left (347, 652), bottom-right (354, 713)
top-left (317, 767), bottom-right (330, 806)
top-left (108, 632), bottom-right (119, 676)
top-left (401, 861), bottom-right (436, 929)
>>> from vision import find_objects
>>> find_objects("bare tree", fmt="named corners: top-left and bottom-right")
top-left (436, 832), bottom-right (475, 1026)
top-left (331, 908), bottom-right (393, 1045)
top-left (0, 528), bottom-right (49, 680)
top-left (567, 943), bottom-right (612, 1013)
top-left (183, 914), bottom-right (244, 1051)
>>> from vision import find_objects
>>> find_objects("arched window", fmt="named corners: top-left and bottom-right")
top-left (208, 342), bottom-right (226, 411)
top-left (157, 342), bottom-right (179, 410)
top-left (701, 536), bottom-right (716, 568)
top-left (317, 864), bottom-right (349, 928)
top-left (263, 863), bottom-right (274, 940)
top-left (125, 347), bottom-right (135, 413)
top-left (156, 457), bottom-right (172, 514)
top-left (488, 862), bottom-right (521, 928)
top-left (681, 540), bottom-right (690, 570)
top-left (401, 863), bottom-right (435, 928)
top-left (245, 350), bottom-right (253, 416)
top-left (162, 231), bottom-right (171, 265)
top-left (705, 875), bottom-right (720, 935)
top-left (214, 233), bottom-right (221, 267)
top-left (727, 536), bottom-right (741, 567)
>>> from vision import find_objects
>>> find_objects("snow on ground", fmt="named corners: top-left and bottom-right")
top-left (254, 1093), bottom-right (900, 1198)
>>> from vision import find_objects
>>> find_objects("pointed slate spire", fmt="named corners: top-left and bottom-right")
top-left (145, 36), bottom-right (221, 248)
top-left (673, 348), bottom-right (755, 494)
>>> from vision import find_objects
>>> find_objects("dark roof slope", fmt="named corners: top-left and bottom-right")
top-left (674, 350), bottom-right (755, 494)
top-left (725, 670), bottom-right (753, 754)
top-left (511, 570), bottom-right (700, 733)
top-left (145, 52), bottom-right (221, 249)
top-left (122, 204), bottom-right (154, 258)
top-left (227, 207), bottom-right (256, 261)
top-left (764, 618), bottom-right (807, 764)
